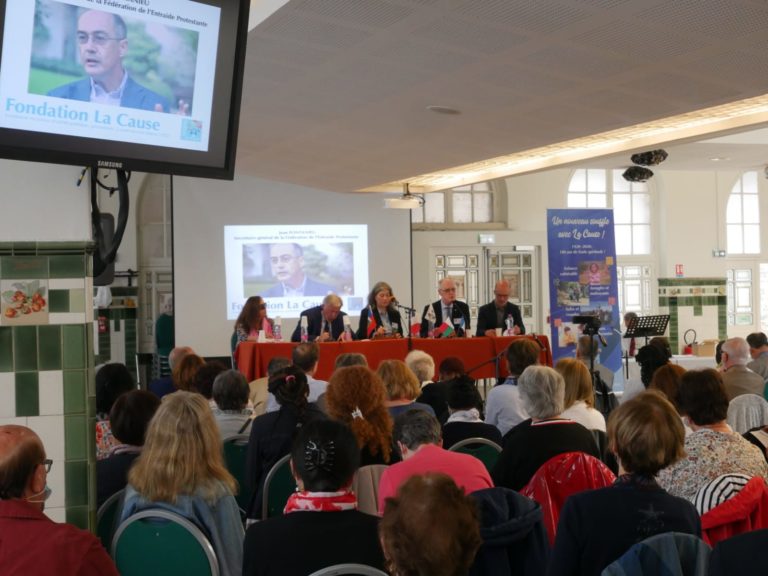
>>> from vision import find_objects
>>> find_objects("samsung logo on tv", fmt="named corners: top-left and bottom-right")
top-left (97, 160), bottom-right (124, 169)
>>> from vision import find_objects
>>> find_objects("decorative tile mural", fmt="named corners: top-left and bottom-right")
top-left (0, 243), bottom-right (94, 530)
top-left (657, 277), bottom-right (727, 354)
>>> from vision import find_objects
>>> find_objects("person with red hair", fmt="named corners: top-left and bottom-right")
top-left (325, 366), bottom-right (396, 465)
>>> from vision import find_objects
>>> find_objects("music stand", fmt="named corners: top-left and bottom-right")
top-left (624, 314), bottom-right (670, 347)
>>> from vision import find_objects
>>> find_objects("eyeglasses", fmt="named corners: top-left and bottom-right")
top-left (270, 255), bottom-right (297, 264)
top-left (439, 287), bottom-right (456, 293)
top-left (77, 32), bottom-right (125, 46)
top-left (41, 459), bottom-right (52, 473)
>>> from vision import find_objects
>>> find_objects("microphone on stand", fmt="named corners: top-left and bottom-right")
top-left (391, 298), bottom-right (416, 313)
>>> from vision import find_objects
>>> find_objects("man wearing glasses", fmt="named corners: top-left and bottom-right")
top-left (48, 10), bottom-right (170, 113)
top-left (263, 243), bottom-right (335, 298)
top-left (0, 425), bottom-right (118, 574)
top-left (420, 277), bottom-right (471, 338)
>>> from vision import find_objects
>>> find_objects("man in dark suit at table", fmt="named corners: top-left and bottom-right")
top-left (420, 278), bottom-right (471, 338)
top-left (291, 294), bottom-right (351, 342)
top-left (476, 280), bottom-right (525, 337)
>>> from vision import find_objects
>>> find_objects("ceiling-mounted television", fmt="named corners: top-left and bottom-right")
top-left (0, 0), bottom-right (249, 179)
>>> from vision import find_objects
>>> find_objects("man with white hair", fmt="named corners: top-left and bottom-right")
top-left (721, 337), bottom-right (765, 400)
top-left (290, 294), bottom-right (349, 342)
top-left (420, 277), bottom-right (471, 337)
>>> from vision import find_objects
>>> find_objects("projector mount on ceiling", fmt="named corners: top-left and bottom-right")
top-left (385, 183), bottom-right (425, 209)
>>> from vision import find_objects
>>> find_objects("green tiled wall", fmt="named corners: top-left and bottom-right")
top-left (0, 243), bottom-right (95, 531)
top-left (657, 278), bottom-right (727, 353)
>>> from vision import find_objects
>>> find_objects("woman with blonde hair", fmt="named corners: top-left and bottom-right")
top-left (556, 358), bottom-right (606, 432)
top-left (119, 391), bottom-right (244, 576)
top-left (326, 366), bottom-right (396, 465)
top-left (377, 359), bottom-right (435, 418)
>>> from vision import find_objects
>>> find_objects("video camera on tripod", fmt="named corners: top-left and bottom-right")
top-left (572, 315), bottom-right (602, 335)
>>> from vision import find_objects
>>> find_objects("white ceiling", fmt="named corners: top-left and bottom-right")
top-left (236, 0), bottom-right (768, 192)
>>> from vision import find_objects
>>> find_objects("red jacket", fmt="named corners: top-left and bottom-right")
top-left (0, 499), bottom-right (118, 576)
top-left (521, 451), bottom-right (616, 545)
top-left (701, 477), bottom-right (768, 547)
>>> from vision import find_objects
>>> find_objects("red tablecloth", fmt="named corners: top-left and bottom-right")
top-left (234, 336), bottom-right (551, 381)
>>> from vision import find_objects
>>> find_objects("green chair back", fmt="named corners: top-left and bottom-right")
top-left (262, 453), bottom-right (295, 519)
top-left (449, 437), bottom-right (502, 474)
top-left (96, 489), bottom-right (124, 552)
top-left (112, 509), bottom-right (219, 576)
top-left (222, 434), bottom-right (251, 514)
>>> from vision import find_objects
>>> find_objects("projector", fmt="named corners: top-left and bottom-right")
top-left (385, 194), bottom-right (424, 209)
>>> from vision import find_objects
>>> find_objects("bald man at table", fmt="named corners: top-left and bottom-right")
top-left (476, 280), bottom-right (525, 337)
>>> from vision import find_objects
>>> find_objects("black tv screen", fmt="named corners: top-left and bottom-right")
top-left (0, 0), bottom-right (249, 179)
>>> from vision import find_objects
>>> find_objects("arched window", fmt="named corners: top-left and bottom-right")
top-left (726, 171), bottom-right (760, 254)
top-left (411, 180), bottom-right (502, 225)
top-left (566, 168), bottom-right (651, 256)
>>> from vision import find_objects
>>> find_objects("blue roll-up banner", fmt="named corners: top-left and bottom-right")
top-left (546, 209), bottom-right (622, 382)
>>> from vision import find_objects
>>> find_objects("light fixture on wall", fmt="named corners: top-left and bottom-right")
top-left (385, 183), bottom-right (424, 209)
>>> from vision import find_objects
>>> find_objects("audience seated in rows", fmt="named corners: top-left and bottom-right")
top-left (442, 375), bottom-right (502, 448)
top-left (417, 355), bottom-right (465, 424)
top-left (97, 390), bottom-right (160, 507)
top-left (245, 365), bottom-right (326, 520)
top-left (248, 356), bottom-right (290, 416)
top-left (485, 338), bottom-right (540, 435)
top-left (212, 369), bottom-right (253, 438)
top-left (555, 358), bottom-right (606, 432)
top-left (377, 409), bottom-right (492, 514)
top-left (95, 362), bottom-right (136, 460)
top-left (547, 391), bottom-right (701, 576)
top-left (243, 419), bottom-right (385, 575)
top-left (0, 425), bottom-right (119, 575)
top-left (747, 332), bottom-right (768, 381)
top-left (148, 345), bottom-right (193, 398)
top-left (266, 343), bottom-right (327, 412)
top-left (657, 369), bottom-right (768, 502)
top-left (380, 473), bottom-right (481, 576)
top-left (119, 391), bottom-right (244, 576)
top-left (492, 366), bottom-right (600, 492)
top-left (721, 337), bottom-right (765, 400)
top-left (378, 359), bottom-right (436, 418)
top-left (325, 366), bottom-right (397, 466)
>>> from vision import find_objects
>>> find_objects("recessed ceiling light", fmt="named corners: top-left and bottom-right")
top-left (427, 105), bottom-right (461, 115)
top-left (709, 156), bottom-right (730, 161)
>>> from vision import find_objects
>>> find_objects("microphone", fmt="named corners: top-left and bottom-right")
top-left (598, 334), bottom-right (608, 347)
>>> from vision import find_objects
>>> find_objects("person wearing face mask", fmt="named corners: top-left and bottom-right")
top-left (0, 425), bottom-right (118, 575)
